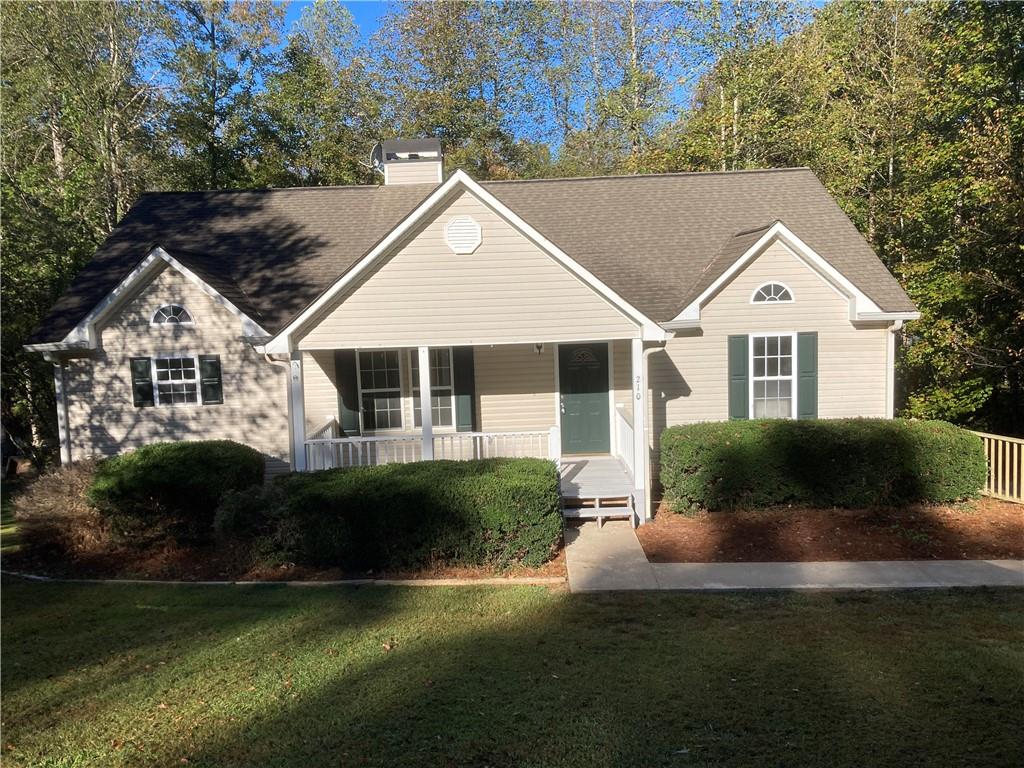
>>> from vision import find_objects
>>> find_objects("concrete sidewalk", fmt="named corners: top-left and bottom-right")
top-left (564, 521), bottom-right (1024, 593)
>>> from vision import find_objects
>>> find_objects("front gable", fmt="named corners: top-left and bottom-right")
top-left (668, 222), bottom-right (919, 328)
top-left (701, 240), bottom-right (850, 325)
top-left (295, 188), bottom-right (640, 349)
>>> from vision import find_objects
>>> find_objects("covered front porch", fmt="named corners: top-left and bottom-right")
top-left (288, 339), bottom-right (650, 523)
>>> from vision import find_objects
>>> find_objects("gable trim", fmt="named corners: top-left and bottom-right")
top-left (664, 221), bottom-right (919, 329)
top-left (263, 170), bottom-right (666, 353)
top-left (25, 246), bottom-right (268, 353)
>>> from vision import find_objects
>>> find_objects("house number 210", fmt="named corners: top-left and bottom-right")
top-left (634, 375), bottom-right (642, 401)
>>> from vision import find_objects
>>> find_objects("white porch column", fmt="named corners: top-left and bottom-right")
top-left (417, 346), bottom-right (434, 460)
top-left (631, 338), bottom-right (648, 523)
top-left (289, 351), bottom-right (307, 471)
top-left (52, 361), bottom-right (72, 465)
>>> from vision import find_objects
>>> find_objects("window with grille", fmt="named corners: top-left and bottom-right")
top-left (410, 348), bottom-right (454, 428)
top-left (751, 334), bottom-right (794, 418)
top-left (358, 350), bottom-right (403, 430)
top-left (751, 283), bottom-right (793, 303)
top-left (154, 357), bottom-right (199, 405)
top-left (152, 305), bottom-right (194, 325)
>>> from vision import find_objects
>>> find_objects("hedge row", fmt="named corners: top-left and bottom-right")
top-left (87, 440), bottom-right (266, 541)
top-left (660, 418), bottom-right (986, 513)
top-left (83, 441), bottom-right (562, 571)
top-left (215, 458), bottom-right (562, 570)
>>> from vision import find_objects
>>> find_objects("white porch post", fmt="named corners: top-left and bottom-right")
top-left (631, 338), bottom-right (648, 523)
top-left (417, 345), bottom-right (434, 460)
top-left (52, 361), bottom-right (72, 465)
top-left (289, 351), bottom-right (307, 471)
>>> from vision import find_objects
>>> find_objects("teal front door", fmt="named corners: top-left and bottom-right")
top-left (559, 343), bottom-right (610, 454)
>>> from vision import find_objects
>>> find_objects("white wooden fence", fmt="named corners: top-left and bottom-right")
top-left (972, 431), bottom-right (1023, 504)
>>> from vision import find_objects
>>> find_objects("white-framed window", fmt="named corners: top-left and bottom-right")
top-left (153, 356), bottom-right (199, 405)
top-left (409, 348), bottom-right (454, 428)
top-left (750, 333), bottom-right (796, 418)
top-left (151, 304), bottom-right (195, 325)
top-left (751, 283), bottom-right (794, 303)
top-left (357, 350), bottom-right (403, 430)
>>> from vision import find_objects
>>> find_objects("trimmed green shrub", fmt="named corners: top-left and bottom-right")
top-left (88, 440), bottom-right (265, 541)
top-left (660, 419), bottom-right (986, 513)
top-left (215, 458), bottom-right (562, 571)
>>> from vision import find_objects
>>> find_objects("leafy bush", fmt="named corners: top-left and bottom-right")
top-left (88, 440), bottom-right (265, 542)
top-left (660, 419), bottom-right (986, 513)
top-left (13, 460), bottom-right (110, 556)
top-left (215, 458), bottom-right (562, 571)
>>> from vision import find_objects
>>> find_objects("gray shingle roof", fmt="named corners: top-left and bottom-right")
top-left (29, 167), bottom-right (914, 344)
top-left (483, 169), bottom-right (915, 320)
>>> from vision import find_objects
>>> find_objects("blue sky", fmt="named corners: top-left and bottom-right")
top-left (283, 1), bottom-right (387, 41)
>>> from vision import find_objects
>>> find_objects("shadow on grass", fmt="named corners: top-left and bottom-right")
top-left (3, 578), bottom-right (1022, 767)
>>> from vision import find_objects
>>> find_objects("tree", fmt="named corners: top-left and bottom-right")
top-left (157, 0), bottom-right (285, 189)
top-left (899, 0), bottom-right (1024, 431)
top-left (251, 0), bottom-right (380, 186)
top-left (1, 0), bottom-right (163, 456)
top-left (373, 0), bottom-right (539, 179)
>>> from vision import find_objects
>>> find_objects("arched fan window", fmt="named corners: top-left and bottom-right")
top-left (751, 283), bottom-right (794, 303)
top-left (151, 305), bottom-right (194, 325)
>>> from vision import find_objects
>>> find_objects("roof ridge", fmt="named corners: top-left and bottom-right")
top-left (138, 166), bottom-right (814, 196)
top-left (481, 167), bottom-right (813, 184)
top-left (138, 183), bottom-right (423, 196)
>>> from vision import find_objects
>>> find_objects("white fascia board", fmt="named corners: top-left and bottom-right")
top-left (669, 221), bottom-right (897, 326)
top-left (265, 170), bottom-right (665, 353)
top-left (855, 311), bottom-right (921, 322)
top-left (53, 246), bottom-right (268, 350)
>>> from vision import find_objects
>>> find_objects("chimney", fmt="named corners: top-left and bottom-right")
top-left (372, 138), bottom-right (444, 185)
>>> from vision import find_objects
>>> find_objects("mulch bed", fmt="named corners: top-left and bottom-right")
top-left (637, 496), bottom-right (1024, 563)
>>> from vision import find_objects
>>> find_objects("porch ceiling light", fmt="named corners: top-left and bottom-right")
top-left (445, 216), bottom-right (482, 254)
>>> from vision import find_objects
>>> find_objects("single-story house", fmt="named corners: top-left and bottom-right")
top-left (26, 139), bottom-right (918, 525)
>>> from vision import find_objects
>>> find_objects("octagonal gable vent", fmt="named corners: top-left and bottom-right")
top-left (445, 216), bottom-right (482, 254)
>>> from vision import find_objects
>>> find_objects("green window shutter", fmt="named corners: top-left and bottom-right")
top-left (334, 349), bottom-right (361, 435)
top-left (452, 346), bottom-right (476, 432)
top-left (797, 332), bottom-right (818, 419)
top-left (199, 355), bottom-right (223, 405)
top-left (727, 335), bottom-right (749, 420)
top-left (129, 357), bottom-right (154, 407)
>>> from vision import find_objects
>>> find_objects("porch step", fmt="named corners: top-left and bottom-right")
top-left (562, 495), bottom-right (634, 526)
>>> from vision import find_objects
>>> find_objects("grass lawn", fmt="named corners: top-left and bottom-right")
top-left (2, 579), bottom-right (1021, 767)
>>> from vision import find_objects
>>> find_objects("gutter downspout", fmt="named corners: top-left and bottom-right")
top-left (886, 320), bottom-right (904, 419)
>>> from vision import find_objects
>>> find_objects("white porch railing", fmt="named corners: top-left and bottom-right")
top-left (305, 427), bottom-right (559, 471)
top-left (306, 434), bottom-right (423, 470)
top-left (972, 430), bottom-right (1023, 504)
top-left (433, 431), bottom-right (551, 460)
top-left (614, 405), bottom-right (635, 480)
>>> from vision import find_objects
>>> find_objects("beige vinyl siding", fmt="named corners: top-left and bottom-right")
top-left (64, 264), bottom-right (290, 473)
top-left (297, 190), bottom-right (638, 349)
top-left (384, 162), bottom-right (441, 185)
top-left (649, 240), bottom-right (888, 446)
top-left (303, 351), bottom-right (338, 433)
top-left (474, 344), bottom-right (556, 432)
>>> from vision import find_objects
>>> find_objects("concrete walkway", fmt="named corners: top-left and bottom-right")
top-left (564, 521), bottom-right (1024, 592)
top-left (564, 520), bottom-right (658, 591)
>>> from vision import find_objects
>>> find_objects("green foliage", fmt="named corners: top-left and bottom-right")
top-left (660, 419), bottom-right (986, 512)
top-left (87, 440), bottom-right (265, 541)
top-left (214, 458), bottom-right (562, 571)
